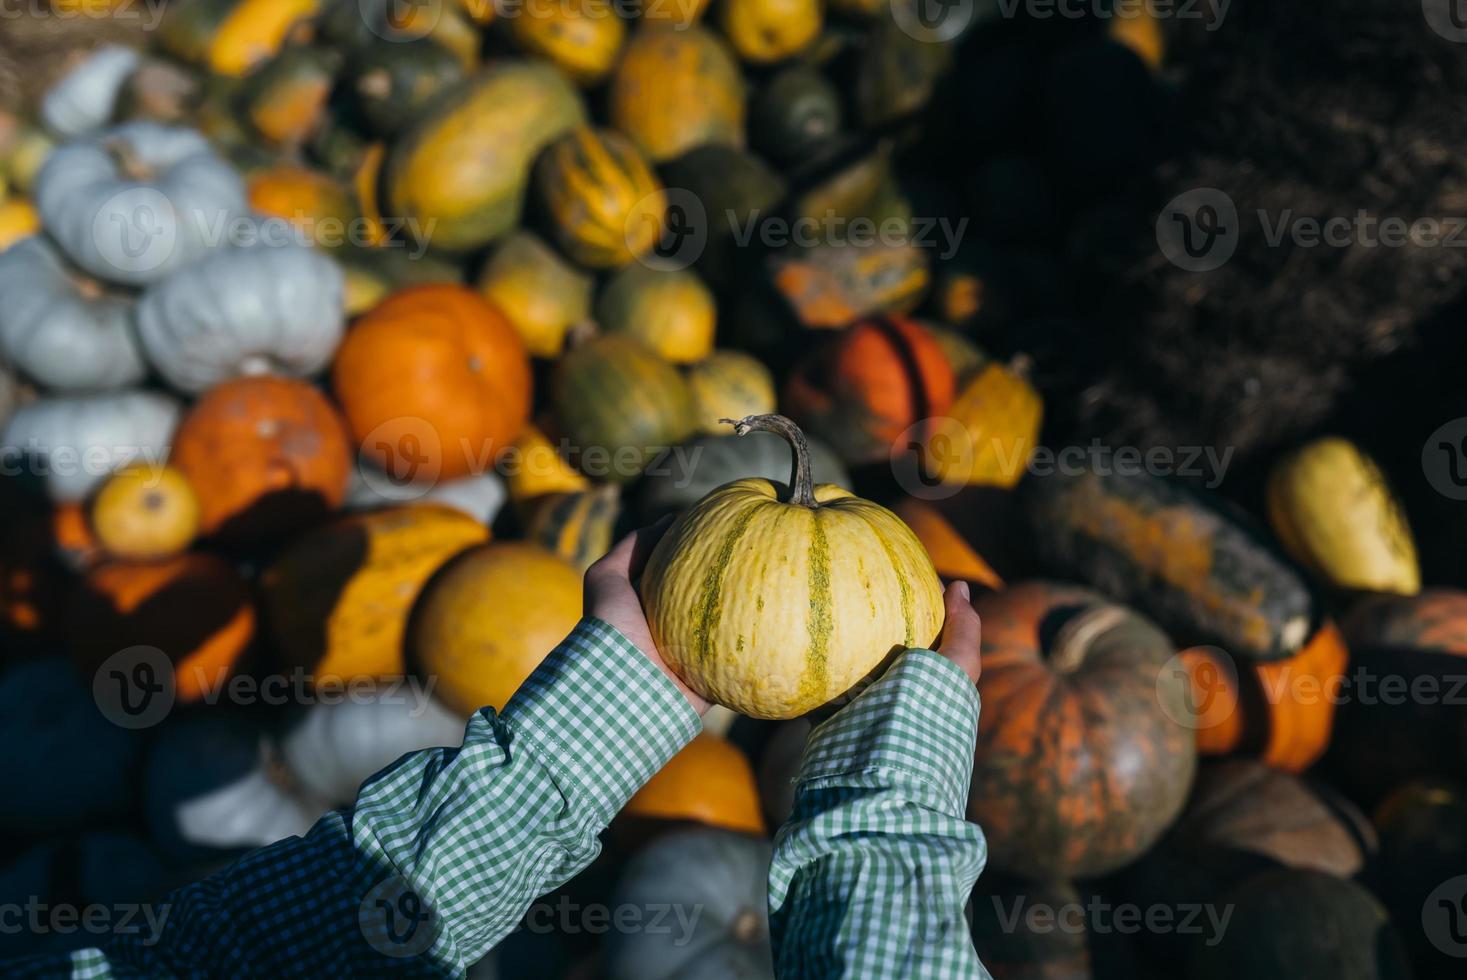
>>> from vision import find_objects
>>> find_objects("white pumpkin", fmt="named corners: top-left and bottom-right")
top-left (0, 389), bottom-right (180, 501)
top-left (0, 237), bottom-right (147, 391)
top-left (41, 46), bottom-right (142, 140)
top-left (135, 234), bottom-right (345, 393)
top-left (35, 122), bottom-right (245, 287)
top-left (278, 693), bottom-right (466, 806)
top-left (345, 462), bottom-right (507, 527)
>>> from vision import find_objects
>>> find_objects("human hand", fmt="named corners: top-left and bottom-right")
top-left (585, 518), bottom-right (711, 716)
top-left (935, 581), bottom-right (982, 684)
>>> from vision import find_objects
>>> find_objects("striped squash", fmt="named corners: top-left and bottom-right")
top-left (687, 350), bottom-right (776, 435)
top-left (551, 335), bottom-right (695, 483)
top-left (526, 484), bottom-right (621, 573)
top-left (507, 0), bottom-right (626, 85)
top-left (158, 0), bottom-right (322, 78)
top-left (641, 414), bottom-right (943, 719)
top-left (609, 26), bottom-right (746, 163)
top-left (505, 423), bottom-right (590, 507)
top-left (534, 127), bottom-right (666, 269)
top-left (598, 264), bottom-right (716, 364)
top-left (384, 61), bottom-right (586, 251)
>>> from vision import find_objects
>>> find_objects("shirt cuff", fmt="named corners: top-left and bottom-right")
top-left (500, 616), bottom-right (702, 822)
top-left (798, 649), bottom-right (980, 817)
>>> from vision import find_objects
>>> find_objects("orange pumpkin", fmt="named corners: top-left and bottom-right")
top-left (333, 285), bottom-right (533, 482)
top-left (172, 377), bottom-right (352, 545)
top-left (622, 732), bottom-right (766, 835)
top-left (1182, 620), bottom-right (1349, 773)
top-left (67, 553), bottom-right (255, 704)
top-left (782, 314), bottom-right (956, 464)
top-left (90, 464), bottom-right (201, 562)
top-left (262, 505), bottom-right (489, 682)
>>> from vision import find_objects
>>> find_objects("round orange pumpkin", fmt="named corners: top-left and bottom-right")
top-left (171, 377), bottom-right (352, 545)
top-left (90, 464), bottom-right (201, 562)
top-left (409, 542), bottom-right (583, 716)
top-left (622, 732), bottom-right (766, 835)
top-left (262, 505), bottom-right (489, 683)
top-left (333, 285), bottom-right (533, 482)
top-left (67, 553), bottom-right (255, 704)
top-left (534, 127), bottom-right (666, 269)
top-left (782, 314), bottom-right (957, 464)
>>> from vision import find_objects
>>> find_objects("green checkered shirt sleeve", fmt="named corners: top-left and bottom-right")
top-left (5, 617), bottom-right (699, 979)
top-left (768, 648), bottom-right (992, 979)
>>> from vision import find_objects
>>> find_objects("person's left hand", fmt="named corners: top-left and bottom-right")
top-left (585, 518), bottom-right (711, 716)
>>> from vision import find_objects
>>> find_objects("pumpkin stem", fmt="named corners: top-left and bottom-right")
top-left (103, 137), bottom-right (155, 182)
top-left (722, 413), bottom-right (817, 508)
top-left (1048, 604), bottom-right (1128, 674)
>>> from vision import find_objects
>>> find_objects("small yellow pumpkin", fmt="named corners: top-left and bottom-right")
top-left (929, 357), bottom-right (1043, 488)
top-left (1267, 437), bottom-right (1420, 596)
top-left (641, 414), bottom-right (944, 718)
top-left (507, 0), bottom-right (627, 85)
top-left (719, 0), bottom-right (822, 64)
top-left (505, 423), bottom-right (591, 506)
top-left (596, 264), bottom-right (715, 364)
top-left (534, 127), bottom-right (666, 269)
top-left (409, 542), bottom-right (583, 716)
top-left (687, 351), bottom-right (776, 435)
top-left (90, 464), bottom-right (201, 562)
top-left (476, 231), bottom-right (594, 358)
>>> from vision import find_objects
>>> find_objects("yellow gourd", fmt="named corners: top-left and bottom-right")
top-left (90, 464), bottom-right (201, 561)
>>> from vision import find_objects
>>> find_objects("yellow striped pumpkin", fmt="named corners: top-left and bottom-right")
top-left (687, 351), bottom-right (776, 435)
top-left (597, 264), bottom-right (716, 364)
top-left (1267, 437), bottom-right (1420, 595)
top-left (535, 127), bottom-right (666, 269)
top-left (641, 414), bottom-right (944, 719)
top-left (526, 484), bottom-right (621, 573)
top-left (552, 334), bottom-right (695, 482)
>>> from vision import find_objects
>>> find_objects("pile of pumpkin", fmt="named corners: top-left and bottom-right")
top-left (0, 2), bottom-right (1460, 978)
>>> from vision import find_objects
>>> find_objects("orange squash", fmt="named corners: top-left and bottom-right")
top-left (535, 127), bottom-right (666, 269)
top-left (333, 285), bottom-right (533, 482)
top-left (158, 0), bottom-right (323, 78)
top-left (504, 423), bottom-right (591, 507)
top-left (1182, 620), bottom-right (1349, 773)
top-left (238, 46), bottom-right (340, 147)
top-left (171, 377), bottom-right (352, 545)
top-left (409, 542), bottom-right (583, 716)
top-left (262, 505), bottom-right (489, 682)
top-left (90, 464), bottom-right (201, 562)
top-left (246, 164), bottom-right (358, 250)
top-left (782, 314), bottom-right (956, 464)
top-left (893, 497), bottom-right (1004, 592)
top-left (609, 26), bottom-right (746, 163)
top-left (622, 732), bottom-right (766, 835)
top-left (68, 553), bottom-right (255, 704)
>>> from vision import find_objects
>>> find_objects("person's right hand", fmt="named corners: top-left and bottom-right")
top-left (935, 581), bottom-right (981, 683)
